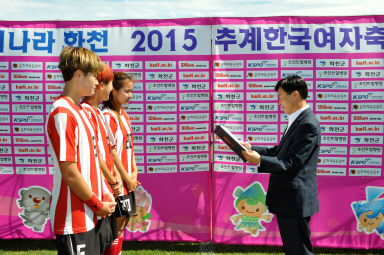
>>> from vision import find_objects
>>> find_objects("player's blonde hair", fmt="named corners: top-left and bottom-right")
top-left (59, 46), bottom-right (104, 81)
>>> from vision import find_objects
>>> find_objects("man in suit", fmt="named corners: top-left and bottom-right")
top-left (242, 75), bottom-right (321, 255)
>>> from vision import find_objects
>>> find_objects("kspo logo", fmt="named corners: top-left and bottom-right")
top-left (282, 71), bottom-right (303, 78)
top-left (317, 82), bottom-right (336, 89)
top-left (13, 116), bottom-right (32, 123)
top-left (352, 93), bottom-right (373, 100)
top-left (247, 61), bottom-right (268, 68)
top-left (247, 125), bottom-right (265, 132)
top-left (147, 94), bottom-right (165, 100)
top-left (180, 165), bottom-right (198, 172)
top-left (320, 147), bottom-right (337, 154)
top-left (350, 158), bottom-right (381, 165)
top-left (180, 104), bottom-right (199, 111)
top-left (46, 64), bottom-right (59, 70)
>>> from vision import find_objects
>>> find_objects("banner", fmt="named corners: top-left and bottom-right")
top-left (0, 16), bottom-right (383, 249)
top-left (0, 18), bottom-right (212, 242)
top-left (211, 16), bottom-right (384, 249)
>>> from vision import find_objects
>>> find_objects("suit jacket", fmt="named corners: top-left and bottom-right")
top-left (251, 108), bottom-right (321, 218)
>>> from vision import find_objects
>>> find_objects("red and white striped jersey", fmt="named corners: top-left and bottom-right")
top-left (46, 96), bottom-right (103, 235)
top-left (81, 101), bottom-right (115, 177)
top-left (102, 107), bottom-right (134, 196)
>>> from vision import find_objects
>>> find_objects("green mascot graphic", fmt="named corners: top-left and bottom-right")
top-left (230, 182), bottom-right (272, 237)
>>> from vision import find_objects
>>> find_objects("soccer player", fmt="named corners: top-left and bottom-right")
top-left (46, 46), bottom-right (116, 255)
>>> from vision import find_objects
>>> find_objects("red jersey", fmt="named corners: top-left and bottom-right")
top-left (81, 101), bottom-right (115, 177)
top-left (102, 107), bottom-right (134, 195)
top-left (46, 96), bottom-right (104, 235)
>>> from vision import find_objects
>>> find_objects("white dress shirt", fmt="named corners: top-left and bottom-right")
top-left (285, 105), bottom-right (309, 134)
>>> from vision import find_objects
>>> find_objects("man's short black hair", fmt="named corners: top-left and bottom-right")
top-left (274, 75), bottom-right (308, 99)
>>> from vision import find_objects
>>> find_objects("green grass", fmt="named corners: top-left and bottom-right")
top-left (0, 240), bottom-right (382, 255)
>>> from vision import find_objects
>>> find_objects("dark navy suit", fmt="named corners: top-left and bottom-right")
top-left (252, 108), bottom-right (320, 255)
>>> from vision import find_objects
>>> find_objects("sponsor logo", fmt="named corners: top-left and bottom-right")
top-left (180, 164), bottom-right (209, 172)
top-left (16, 167), bottom-right (46, 175)
top-left (146, 93), bottom-right (176, 101)
top-left (214, 163), bottom-right (243, 173)
top-left (146, 165), bottom-right (177, 174)
top-left (147, 125), bottom-right (176, 133)
top-left (13, 115), bottom-right (43, 123)
top-left (146, 61), bottom-right (175, 69)
top-left (349, 168), bottom-right (381, 176)
top-left (0, 166), bottom-right (13, 174)
top-left (350, 158), bottom-right (382, 166)
top-left (316, 167), bottom-right (346, 176)
top-left (214, 113), bottom-right (243, 121)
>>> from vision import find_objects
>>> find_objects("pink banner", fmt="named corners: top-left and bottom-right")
top-left (211, 16), bottom-right (384, 249)
top-left (0, 18), bottom-right (212, 242)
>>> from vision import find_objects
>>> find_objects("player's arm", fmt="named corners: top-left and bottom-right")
top-left (59, 161), bottom-right (115, 216)
top-left (111, 148), bottom-right (136, 191)
top-left (99, 157), bottom-right (117, 185)
top-left (130, 151), bottom-right (141, 187)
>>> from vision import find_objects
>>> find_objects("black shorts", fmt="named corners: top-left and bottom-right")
top-left (95, 217), bottom-right (116, 253)
top-left (115, 192), bottom-right (136, 218)
top-left (55, 228), bottom-right (99, 255)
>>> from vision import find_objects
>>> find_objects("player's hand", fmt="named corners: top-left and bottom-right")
top-left (111, 179), bottom-right (122, 197)
top-left (127, 177), bottom-right (138, 191)
top-left (95, 201), bottom-right (116, 216)
top-left (103, 192), bottom-right (115, 203)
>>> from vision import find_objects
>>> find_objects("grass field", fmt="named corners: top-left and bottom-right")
top-left (0, 240), bottom-right (383, 255)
